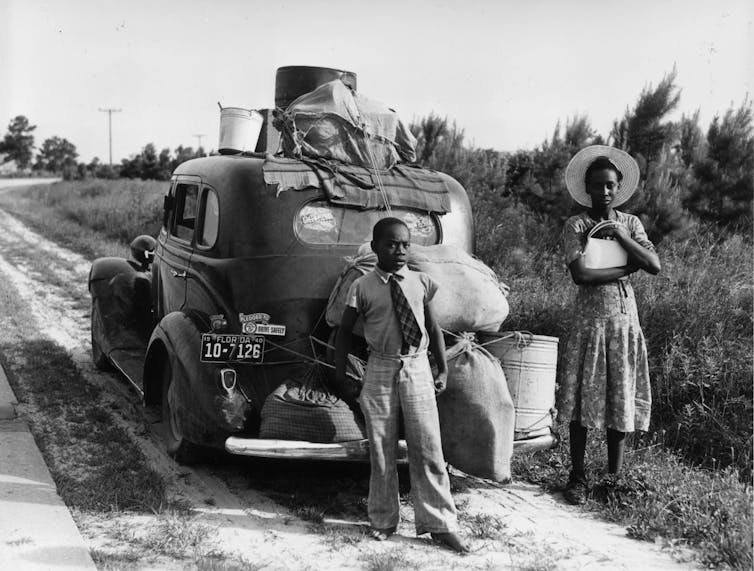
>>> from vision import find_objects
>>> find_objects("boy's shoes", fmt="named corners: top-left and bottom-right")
top-left (563, 471), bottom-right (590, 505)
top-left (369, 527), bottom-right (396, 541)
top-left (431, 531), bottom-right (470, 553)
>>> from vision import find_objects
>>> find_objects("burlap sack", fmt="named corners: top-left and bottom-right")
top-left (437, 336), bottom-right (515, 482)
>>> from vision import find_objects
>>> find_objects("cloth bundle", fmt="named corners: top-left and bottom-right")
top-left (278, 79), bottom-right (417, 170)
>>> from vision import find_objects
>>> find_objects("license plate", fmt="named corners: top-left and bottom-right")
top-left (200, 334), bottom-right (265, 363)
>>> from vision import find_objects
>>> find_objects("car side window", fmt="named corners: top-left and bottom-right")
top-left (173, 183), bottom-right (198, 242)
top-left (198, 188), bottom-right (219, 247)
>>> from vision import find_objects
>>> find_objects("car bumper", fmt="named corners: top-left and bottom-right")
top-left (225, 432), bottom-right (558, 462)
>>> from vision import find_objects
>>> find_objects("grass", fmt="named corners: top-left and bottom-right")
top-left (361, 550), bottom-right (410, 571)
top-left (0, 339), bottom-right (168, 513)
top-left (0, 179), bottom-right (165, 259)
top-left (512, 430), bottom-right (753, 569)
top-left (110, 514), bottom-right (215, 559)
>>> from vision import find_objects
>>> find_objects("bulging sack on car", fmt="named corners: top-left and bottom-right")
top-left (259, 367), bottom-right (366, 443)
top-left (437, 335), bottom-right (515, 482)
top-left (408, 243), bottom-right (508, 332)
top-left (326, 244), bottom-right (508, 334)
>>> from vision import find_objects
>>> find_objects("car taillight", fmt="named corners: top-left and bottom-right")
top-left (219, 368), bottom-right (237, 392)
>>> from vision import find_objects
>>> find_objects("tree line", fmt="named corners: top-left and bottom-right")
top-left (0, 118), bottom-right (206, 181)
top-left (1, 68), bottom-right (751, 238)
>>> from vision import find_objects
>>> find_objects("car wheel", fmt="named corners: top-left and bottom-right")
top-left (91, 302), bottom-right (113, 371)
top-left (160, 358), bottom-right (202, 465)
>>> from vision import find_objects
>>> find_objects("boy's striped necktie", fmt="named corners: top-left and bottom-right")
top-left (389, 273), bottom-right (423, 353)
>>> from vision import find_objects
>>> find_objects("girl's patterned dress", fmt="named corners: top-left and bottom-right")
top-left (556, 210), bottom-right (655, 432)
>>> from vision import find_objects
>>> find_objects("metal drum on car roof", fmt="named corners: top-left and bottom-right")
top-left (275, 65), bottom-right (357, 109)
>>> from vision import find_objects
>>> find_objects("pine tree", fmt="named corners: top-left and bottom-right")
top-left (685, 100), bottom-right (754, 231)
top-left (0, 115), bottom-right (36, 169)
top-left (610, 69), bottom-right (681, 174)
top-left (34, 136), bottom-right (78, 173)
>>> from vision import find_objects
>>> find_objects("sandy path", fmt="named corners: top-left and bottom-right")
top-left (0, 179), bottom-right (696, 569)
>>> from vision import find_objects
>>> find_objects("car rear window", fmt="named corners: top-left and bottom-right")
top-left (295, 202), bottom-right (439, 246)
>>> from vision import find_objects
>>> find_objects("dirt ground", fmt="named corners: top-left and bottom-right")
top-left (0, 180), bottom-right (696, 570)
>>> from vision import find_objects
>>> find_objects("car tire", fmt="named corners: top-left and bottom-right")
top-left (91, 302), bottom-right (113, 371)
top-left (160, 358), bottom-right (202, 465)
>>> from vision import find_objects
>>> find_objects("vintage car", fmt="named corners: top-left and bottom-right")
top-left (89, 67), bottom-right (557, 465)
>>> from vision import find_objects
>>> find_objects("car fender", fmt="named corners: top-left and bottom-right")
top-left (89, 257), bottom-right (150, 357)
top-left (144, 311), bottom-right (250, 449)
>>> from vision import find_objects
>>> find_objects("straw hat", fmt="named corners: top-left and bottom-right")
top-left (564, 145), bottom-right (640, 208)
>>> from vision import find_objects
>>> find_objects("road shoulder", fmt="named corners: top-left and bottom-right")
top-left (0, 363), bottom-right (96, 570)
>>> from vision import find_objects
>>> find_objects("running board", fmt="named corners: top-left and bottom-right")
top-left (225, 432), bottom-right (557, 462)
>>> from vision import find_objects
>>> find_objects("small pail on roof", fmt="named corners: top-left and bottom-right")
top-left (477, 331), bottom-right (558, 439)
top-left (218, 105), bottom-right (263, 154)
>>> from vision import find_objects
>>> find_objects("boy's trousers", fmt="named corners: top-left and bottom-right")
top-left (359, 351), bottom-right (458, 535)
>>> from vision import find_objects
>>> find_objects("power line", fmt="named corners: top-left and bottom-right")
top-left (193, 134), bottom-right (205, 155)
top-left (98, 108), bottom-right (122, 166)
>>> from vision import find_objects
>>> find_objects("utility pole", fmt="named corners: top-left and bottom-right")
top-left (98, 108), bottom-right (122, 166)
top-left (193, 134), bottom-right (205, 155)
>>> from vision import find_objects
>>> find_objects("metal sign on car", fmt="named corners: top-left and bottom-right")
top-left (238, 312), bottom-right (286, 336)
top-left (242, 322), bottom-right (286, 336)
top-left (200, 334), bottom-right (265, 363)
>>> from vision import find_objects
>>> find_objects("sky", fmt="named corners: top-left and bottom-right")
top-left (1, 0), bottom-right (752, 164)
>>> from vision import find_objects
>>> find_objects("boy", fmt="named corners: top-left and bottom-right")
top-left (335, 217), bottom-right (468, 553)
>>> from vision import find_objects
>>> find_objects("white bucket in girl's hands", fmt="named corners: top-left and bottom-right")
top-left (477, 331), bottom-right (558, 439)
top-left (218, 107), bottom-right (263, 154)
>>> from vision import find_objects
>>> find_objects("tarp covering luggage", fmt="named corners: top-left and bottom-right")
top-left (262, 157), bottom-right (452, 213)
top-left (436, 336), bottom-right (515, 482)
top-left (326, 244), bottom-right (509, 334)
top-left (260, 366), bottom-right (366, 443)
top-left (278, 79), bottom-right (417, 169)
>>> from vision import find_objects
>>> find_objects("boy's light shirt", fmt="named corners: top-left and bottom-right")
top-left (346, 266), bottom-right (438, 356)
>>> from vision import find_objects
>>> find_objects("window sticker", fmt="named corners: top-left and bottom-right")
top-left (400, 212), bottom-right (433, 237)
top-left (299, 205), bottom-right (337, 233)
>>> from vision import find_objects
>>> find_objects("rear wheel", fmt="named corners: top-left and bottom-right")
top-left (91, 302), bottom-right (112, 371)
top-left (160, 358), bottom-right (202, 465)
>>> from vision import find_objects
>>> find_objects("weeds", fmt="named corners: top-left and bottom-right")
top-left (461, 513), bottom-right (508, 540)
top-left (361, 549), bottom-right (409, 571)
top-left (111, 514), bottom-right (215, 559)
top-left (512, 429), bottom-right (753, 568)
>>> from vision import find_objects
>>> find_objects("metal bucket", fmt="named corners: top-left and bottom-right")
top-left (477, 331), bottom-right (558, 439)
top-left (218, 106), bottom-right (263, 154)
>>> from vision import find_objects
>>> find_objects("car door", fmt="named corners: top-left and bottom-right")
top-left (184, 183), bottom-right (228, 320)
top-left (154, 176), bottom-right (200, 318)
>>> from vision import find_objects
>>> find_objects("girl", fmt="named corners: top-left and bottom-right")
top-left (558, 145), bottom-right (661, 505)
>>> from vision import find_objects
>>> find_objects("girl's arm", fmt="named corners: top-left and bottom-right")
top-left (568, 255), bottom-right (637, 285)
top-left (609, 225), bottom-right (661, 274)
